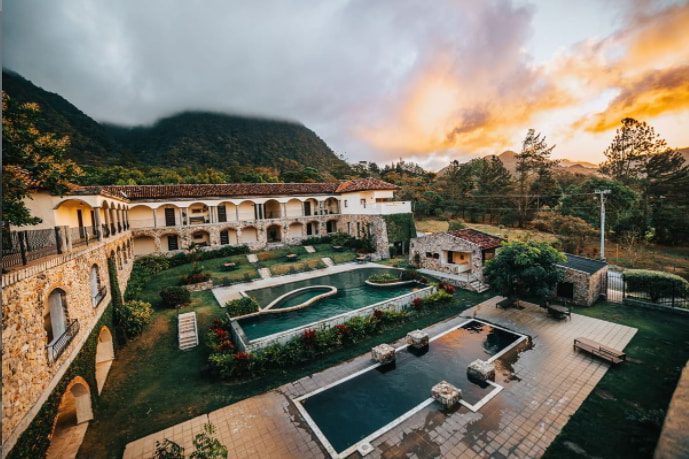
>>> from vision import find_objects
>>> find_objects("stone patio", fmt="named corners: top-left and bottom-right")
top-left (123, 297), bottom-right (637, 459)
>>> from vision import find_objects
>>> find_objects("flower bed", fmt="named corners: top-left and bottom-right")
top-left (208, 287), bottom-right (454, 380)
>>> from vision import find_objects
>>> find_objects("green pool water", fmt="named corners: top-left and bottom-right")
top-left (239, 268), bottom-right (419, 340)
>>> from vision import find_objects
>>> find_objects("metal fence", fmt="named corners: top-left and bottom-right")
top-left (607, 270), bottom-right (688, 310)
top-left (1, 228), bottom-right (60, 268)
top-left (47, 319), bottom-right (79, 364)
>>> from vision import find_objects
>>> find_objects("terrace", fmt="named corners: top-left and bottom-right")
top-left (116, 297), bottom-right (648, 459)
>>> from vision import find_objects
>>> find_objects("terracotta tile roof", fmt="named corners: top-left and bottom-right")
top-left (85, 183), bottom-right (339, 200)
top-left (79, 179), bottom-right (399, 200)
top-left (447, 228), bottom-right (504, 250)
top-left (335, 178), bottom-right (400, 193)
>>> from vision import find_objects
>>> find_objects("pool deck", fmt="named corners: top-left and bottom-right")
top-left (122, 297), bottom-right (637, 459)
top-left (212, 261), bottom-right (392, 306)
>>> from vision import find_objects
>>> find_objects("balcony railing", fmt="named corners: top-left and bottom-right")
top-left (1, 228), bottom-right (60, 268)
top-left (47, 319), bottom-right (79, 364)
top-left (70, 226), bottom-right (99, 247)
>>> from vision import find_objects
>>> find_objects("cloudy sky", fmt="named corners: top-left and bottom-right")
top-left (4, 0), bottom-right (689, 169)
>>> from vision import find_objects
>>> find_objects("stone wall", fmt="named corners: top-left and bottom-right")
top-left (655, 360), bottom-right (689, 459)
top-left (554, 266), bottom-right (607, 306)
top-left (409, 234), bottom-right (484, 282)
top-left (337, 214), bottom-right (390, 259)
top-left (1, 234), bottom-right (133, 454)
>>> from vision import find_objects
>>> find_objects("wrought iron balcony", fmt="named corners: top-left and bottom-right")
top-left (47, 319), bottom-right (79, 364)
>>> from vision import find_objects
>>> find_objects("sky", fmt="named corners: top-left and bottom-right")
top-left (4, 0), bottom-right (689, 170)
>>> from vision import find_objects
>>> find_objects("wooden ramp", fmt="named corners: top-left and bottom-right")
top-left (178, 312), bottom-right (199, 351)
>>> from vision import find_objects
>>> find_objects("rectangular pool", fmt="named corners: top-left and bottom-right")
top-left (294, 319), bottom-right (527, 457)
top-left (237, 267), bottom-right (422, 341)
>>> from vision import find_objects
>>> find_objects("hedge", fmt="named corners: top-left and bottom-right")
top-left (624, 269), bottom-right (689, 302)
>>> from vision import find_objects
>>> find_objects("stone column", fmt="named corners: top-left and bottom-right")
top-left (152, 209), bottom-right (158, 228)
top-left (94, 207), bottom-right (103, 240)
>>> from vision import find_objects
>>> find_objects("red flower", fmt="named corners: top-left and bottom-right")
top-left (214, 328), bottom-right (229, 340)
top-left (302, 329), bottom-right (317, 344)
top-left (233, 351), bottom-right (251, 361)
top-left (440, 282), bottom-right (456, 294)
top-left (412, 297), bottom-right (423, 310)
top-left (219, 339), bottom-right (235, 352)
top-left (335, 324), bottom-right (350, 335)
top-left (373, 309), bottom-right (384, 320)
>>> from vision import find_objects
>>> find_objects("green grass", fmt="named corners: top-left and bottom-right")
top-left (78, 269), bottom-right (490, 458)
top-left (135, 255), bottom-right (259, 306)
top-left (543, 302), bottom-right (689, 458)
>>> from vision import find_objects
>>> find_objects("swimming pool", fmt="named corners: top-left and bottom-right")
top-left (236, 267), bottom-right (425, 342)
top-left (294, 319), bottom-right (528, 458)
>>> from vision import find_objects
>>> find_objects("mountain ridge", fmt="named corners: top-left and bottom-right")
top-left (2, 70), bottom-right (350, 176)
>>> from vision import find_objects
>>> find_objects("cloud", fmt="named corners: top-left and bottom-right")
top-left (575, 65), bottom-right (689, 132)
top-left (3, 0), bottom-right (689, 165)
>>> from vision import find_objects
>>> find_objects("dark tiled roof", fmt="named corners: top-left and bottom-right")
top-left (558, 253), bottom-right (607, 274)
top-left (80, 179), bottom-right (399, 200)
top-left (335, 178), bottom-right (400, 193)
top-left (447, 228), bottom-right (504, 250)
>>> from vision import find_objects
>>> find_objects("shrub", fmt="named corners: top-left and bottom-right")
top-left (424, 289), bottom-right (453, 304)
top-left (438, 282), bottom-right (456, 294)
top-left (448, 220), bottom-right (466, 231)
top-left (190, 423), bottom-right (228, 459)
top-left (118, 300), bottom-right (153, 338)
top-left (181, 270), bottom-right (211, 285)
top-left (302, 329), bottom-right (317, 346)
top-left (160, 286), bottom-right (191, 308)
top-left (400, 268), bottom-right (426, 283)
top-left (153, 439), bottom-right (184, 459)
top-left (167, 245), bottom-right (250, 267)
top-left (412, 297), bottom-right (423, 310)
top-left (302, 235), bottom-right (332, 245)
top-left (624, 269), bottom-right (689, 302)
top-left (330, 232), bottom-right (353, 246)
top-left (225, 296), bottom-right (259, 316)
top-left (367, 272), bottom-right (400, 284)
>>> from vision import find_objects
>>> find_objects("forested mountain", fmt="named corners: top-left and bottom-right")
top-left (2, 70), bottom-right (350, 177)
top-left (2, 70), bottom-right (123, 164)
top-left (104, 112), bottom-right (348, 174)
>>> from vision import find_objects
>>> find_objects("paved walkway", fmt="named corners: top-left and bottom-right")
top-left (46, 422), bottom-right (89, 459)
top-left (212, 262), bottom-right (388, 306)
top-left (304, 245), bottom-right (316, 253)
top-left (123, 298), bottom-right (637, 459)
top-left (655, 360), bottom-right (689, 458)
top-left (258, 267), bottom-right (272, 279)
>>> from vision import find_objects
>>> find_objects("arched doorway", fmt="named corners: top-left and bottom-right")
top-left (267, 224), bottom-right (282, 243)
top-left (46, 377), bottom-right (93, 459)
top-left (264, 200), bottom-right (282, 219)
top-left (95, 327), bottom-right (114, 394)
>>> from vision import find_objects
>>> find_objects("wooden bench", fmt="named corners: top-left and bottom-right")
top-left (547, 303), bottom-right (571, 320)
top-left (496, 297), bottom-right (517, 309)
top-left (574, 337), bottom-right (626, 365)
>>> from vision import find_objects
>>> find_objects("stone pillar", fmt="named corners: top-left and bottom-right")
top-left (152, 209), bottom-right (158, 228)
top-left (467, 359), bottom-right (495, 382)
top-left (94, 207), bottom-right (103, 240)
top-left (431, 381), bottom-right (462, 409)
top-left (371, 344), bottom-right (396, 364)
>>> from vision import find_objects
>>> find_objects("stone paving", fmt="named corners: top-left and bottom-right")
top-left (123, 297), bottom-right (637, 459)
top-left (304, 245), bottom-right (316, 253)
top-left (258, 267), bottom-right (272, 279)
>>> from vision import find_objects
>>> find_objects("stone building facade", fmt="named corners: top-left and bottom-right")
top-left (1, 232), bottom-right (133, 456)
top-left (1, 178), bottom-right (412, 457)
top-left (554, 254), bottom-right (608, 306)
top-left (409, 229), bottom-right (502, 291)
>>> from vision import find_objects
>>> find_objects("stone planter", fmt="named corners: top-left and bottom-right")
top-left (467, 359), bottom-right (495, 382)
top-left (371, 343), bottom-right (396, 364)
top-left (406, 330), bottom-right (429, 349)
top-left (431, 381), bottom-right (462, 408)
top-left (183, 280), bottom-right (213, 292)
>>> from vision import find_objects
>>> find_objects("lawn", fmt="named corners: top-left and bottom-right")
top-left (543, 302), bottom-right (689, 458)
top-left (78, 263), bottom-right (491, 458)
top-left (255, 244), bottom-right (357, 276)
top-left (416, 219), bottom-right (689, 279)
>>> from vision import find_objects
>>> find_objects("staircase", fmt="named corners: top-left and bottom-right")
top-left (178, 312), bottom-right (199, 351)
top-left (321, 257), bottom-right (334, 267)
top-left (469, 281), bottom-right (490, 293)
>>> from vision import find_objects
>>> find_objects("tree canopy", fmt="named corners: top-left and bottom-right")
top-left (484, 241), bottom-right (566, 300)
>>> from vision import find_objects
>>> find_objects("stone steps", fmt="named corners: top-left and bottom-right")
top-left (321, 257), bottom-right (334, 267)
top-left (178, 312), bottom-right (198, 351)
top-left (258, 267), bottom-right (272, 279)
top-left (470, 281), bottom-right (490, 293)
top-left (304, 245), bottom-right (316, 253)
top-left (246, 254), bottom-right (258, 263)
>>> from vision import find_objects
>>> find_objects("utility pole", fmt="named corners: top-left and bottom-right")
top-left (595, 189), bottom-right (611, 261)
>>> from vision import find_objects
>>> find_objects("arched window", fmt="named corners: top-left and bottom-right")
top-left (90, 265), bottom-right (105, 307)
top-left (45, 289), bottom-right (67, 343)
top-left (45, 289), bottom-right (77, 362)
